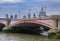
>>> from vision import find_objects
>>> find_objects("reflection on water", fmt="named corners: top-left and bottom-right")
top-left (0, 32), bottom-right (48, 41)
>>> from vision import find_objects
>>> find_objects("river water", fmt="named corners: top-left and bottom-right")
top-left (0, 32), bottom-right (49, 41)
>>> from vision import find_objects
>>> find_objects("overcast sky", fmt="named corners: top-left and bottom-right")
top-left (0, 0), bottom-right (60, 18)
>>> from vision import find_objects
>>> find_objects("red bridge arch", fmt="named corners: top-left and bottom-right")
top-left (11, 19), bottom-right (53, 28)
top-left (0, 20), bottom-right (7, 26)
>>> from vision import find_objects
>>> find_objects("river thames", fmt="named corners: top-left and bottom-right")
top-left (0, 32), bottom-right (50, 41)
top-left (0, 32), bottom-right (60, 41)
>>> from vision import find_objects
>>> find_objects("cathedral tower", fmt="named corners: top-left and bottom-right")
top-left (38, 6), bottom-right (47, 19)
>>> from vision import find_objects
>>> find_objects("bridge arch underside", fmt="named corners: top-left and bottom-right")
top-left (11, 22), bottom-right (51, 34)
top-left (0, 23), bottom-right (6, 31)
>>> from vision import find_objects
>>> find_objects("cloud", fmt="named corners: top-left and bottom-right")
top-left (0, 0), bottom-right (60, 3)
top-left (47, 11), bottom-right (60, 16)
top-left (47, 0), bottom-right (60, 3)
top-left (49, 0), bottom-right (60, 2)
top-left (33, 0), bottom-right (60, 3)
top-left (0, 0), bottom-right (24, 3)
top-left (32, 0), bottom-right (47, 2)
top-left (51, 11), bottom-right (60, 15)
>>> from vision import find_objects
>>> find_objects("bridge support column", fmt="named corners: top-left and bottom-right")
top-left (3, 19), bottom-right (11, 30)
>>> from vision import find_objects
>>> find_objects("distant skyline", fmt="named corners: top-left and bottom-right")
top-left (0, 0), bottom-right (60, 18)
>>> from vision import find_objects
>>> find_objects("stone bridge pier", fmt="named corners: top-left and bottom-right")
top-left (0, 19), bottom-right (7, 31)
top-left (0, 18), bottom-right (11, 31)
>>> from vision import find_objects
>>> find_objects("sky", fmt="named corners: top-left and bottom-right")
top-left (0, 0), bottom-right (60, 18)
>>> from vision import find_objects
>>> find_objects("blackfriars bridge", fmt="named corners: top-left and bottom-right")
top-left (0, 18), bottom-right (59, 33)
